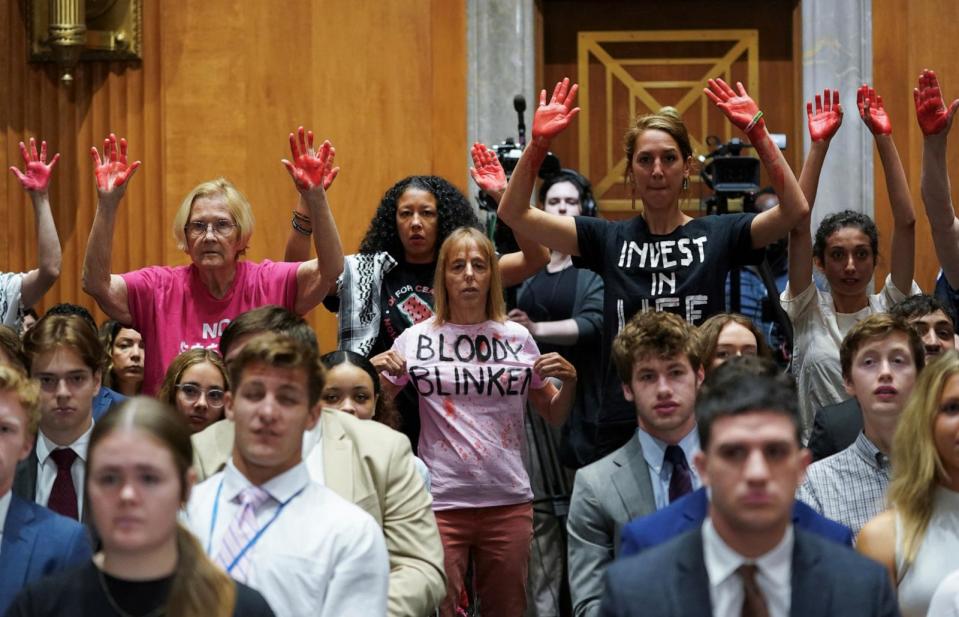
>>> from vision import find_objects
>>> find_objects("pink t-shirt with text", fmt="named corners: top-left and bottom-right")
top-left (122, 259), bottom-right (299, 394)
top-left (387, 317), bottom-right (544, 510)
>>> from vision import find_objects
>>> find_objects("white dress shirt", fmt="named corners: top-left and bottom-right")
top-left (0, 490), bottom-right (11, 556)
top-left (35, 421), bottom-right (93, 518)
top-left (637, 426), bottom-right (702, 509)
top-left (702, 517), bottom-right (793, 617)
top-left (187, 459), bottom-right (388, 617)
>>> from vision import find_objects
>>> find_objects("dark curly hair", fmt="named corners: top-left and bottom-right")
top-left (813, 209), bottom-right (879, 264)
top-left (358, 175), bottom-right (480, 261)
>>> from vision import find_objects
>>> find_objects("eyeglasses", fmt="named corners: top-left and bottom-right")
top-left (185, 219), bottom-right (236, 238)
top-left (36, 372), bottom-right (93, 393)
top-left (176, 383), bottom-right (226, 407)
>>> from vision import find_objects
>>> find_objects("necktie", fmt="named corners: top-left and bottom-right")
top-left (737, 564), bottom-right (770, 617)
top-left (48, 448), bottom-right (79, 520)
top-left (664, 445), bottom-right (692, 502)
top-left (215, 485), bottom-right (272, 583)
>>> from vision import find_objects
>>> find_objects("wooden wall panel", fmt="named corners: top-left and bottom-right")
top-left (540, 0), bottom-right (800, 222)
top-left (873, 0), bottom-right (959, 292)
top-left (1, 0), bottom-right (467, 354)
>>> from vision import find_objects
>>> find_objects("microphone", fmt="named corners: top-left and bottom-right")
top-left (514, 94), bottom-right (527, 146)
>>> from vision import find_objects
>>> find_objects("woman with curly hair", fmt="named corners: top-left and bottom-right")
top-left (858, 350), bottom-right (959, 617)
top-left (287, 170), bottom-right (547, 444)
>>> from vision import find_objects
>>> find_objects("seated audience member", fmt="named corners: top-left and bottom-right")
top-left (320, 350), bottom-right (430, 490)
top-left (568, 310), bottom-right (703, 617)
top-left (0, 366), bottom-right (90, 615)
top-left (13, 313), bottom-right (108, 521)
top-left (858, 350), bottom-right (959, 617)
top-left (157, 349), bottom-right (229, 434)
top-left (8, 397), bottom-right (274, 617)
top-left (697, 313), bottom-right (772, 374)
top-left (82, 130), bottom-right (343, 394)
top-left (5, 138), bottom-right (63, 331)
top-left (98, 321), bottom-right (144, 397)
top-left (43, 304), bottom-right (126, 418)
top-left (600, 358), bottom-right (898, 616)
top-left (187, 333), bottom-right (388, 616)
top-left (809, 293), bottom-right (955, 460)
top-left (0, 326), bottom-right (29, 373)
top-left (191, 306), bottom-right (446, 617)
top-left (798, 313), bottom-right (923, 535)
top-left (618, 356), bottom-right (853, 558)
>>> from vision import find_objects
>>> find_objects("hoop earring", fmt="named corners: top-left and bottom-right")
top-left (682, 176), bottom-right (689, 191)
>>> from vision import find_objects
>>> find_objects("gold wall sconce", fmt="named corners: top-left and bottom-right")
top-left (28, 0), bottom-right (142, 84)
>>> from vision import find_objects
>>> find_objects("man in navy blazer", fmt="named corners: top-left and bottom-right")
top-left (600, 358), bottom-right (898, 617)
top-left (618, 486), bottom-right (853, 556)
top-left (0, 366), bottom-right (92, 614)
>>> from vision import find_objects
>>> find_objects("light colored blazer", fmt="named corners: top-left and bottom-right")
top-left (191, 408), bottom-right (446, 617)
top-left (567, 435), bottom-right (656, 617)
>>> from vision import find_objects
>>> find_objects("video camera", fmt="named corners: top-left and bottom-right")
top-left (698, 133), bottom-right (786, 214)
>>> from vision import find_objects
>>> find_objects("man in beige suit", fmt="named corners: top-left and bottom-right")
top-left (191, 306), bottom-right (446, 617)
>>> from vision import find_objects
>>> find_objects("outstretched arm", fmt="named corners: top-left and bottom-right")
top-left (9, 138), bottom-right (62, 309)
top-left (916, 69), bottom-right (959, 287)
top-left (281, 127), bottom-right (345, 313)
top-left (704, 78), bottom-right (810, 249)
top-left (471, 142), bottom-right (550, 285)
top-left (498, 79), bottom-right (581, 257)
top-left (790, 89), bottom-right (843, 296)
top-left (859, 84), bottom-right (916, 292)
top-left (81, 133), bottom-right (141, 324)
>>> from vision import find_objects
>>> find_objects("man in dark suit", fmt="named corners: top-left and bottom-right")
top-left (0, 365), bottom-right (91, 614)
top-left (618, 486), bottom-right (854, 556)
top-left (808, 294), bottom-right (954, 461)
top-left (600, 357), bottom-right (899, 617)
top-left (568, 312), bottom-right (704, 617)
top-left (13, 313), bottom-right (105, 524)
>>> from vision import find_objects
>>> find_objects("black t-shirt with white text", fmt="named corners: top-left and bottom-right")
top-left (573, 213), bottom-right (762, 456)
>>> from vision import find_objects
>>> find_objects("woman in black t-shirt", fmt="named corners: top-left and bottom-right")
top-left (7, 397), bottom-right (273, 617)
top-left (497, 77), bottom-right (810, 459)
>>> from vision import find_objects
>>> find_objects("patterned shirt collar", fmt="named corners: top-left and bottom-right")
top-left (852, 431), bottom-right (890, 472)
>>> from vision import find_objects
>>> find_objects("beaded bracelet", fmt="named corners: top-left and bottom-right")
top-left (291, 216), bottom-right (313, 236)
top-left (744, 110), bottom-right (764, 133)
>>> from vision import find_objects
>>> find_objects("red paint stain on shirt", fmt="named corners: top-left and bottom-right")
top-left (444, 398), bottom-right (456, 417)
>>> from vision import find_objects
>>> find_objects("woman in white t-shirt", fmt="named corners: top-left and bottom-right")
top-left (372, 226), bottom-right (576, 617)
top-left (784, 85), bottom-right (919, 436)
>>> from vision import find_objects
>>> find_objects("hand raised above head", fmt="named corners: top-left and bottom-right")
top-left (704, 78), bottom-right (764, 134)
top-left (9, 137), bottom-right (59, 193)
top-left (914, 69), bottom-right (959, 137)
top-left (807, 88), bottom-right (843, 141)
top-left (90, 133), bottom-right (141, 198)
top-left (857, 84), bottom-right (891, 136)
top-left (281, 126), bottom-right (339, 193)
top-left (532, 78), bottom-right (580, 142)
top-left (469, 142), bottom-right (507, 195)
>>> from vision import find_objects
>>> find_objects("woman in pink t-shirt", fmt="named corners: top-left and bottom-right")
top-left (374, 226), bottom-right (577, 617)
top-left (81, 129), bottom-right (344, 393)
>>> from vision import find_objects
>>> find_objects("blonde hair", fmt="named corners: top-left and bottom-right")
top-left (889, 350), bottom-right (959, 567)
top-left (432, 227), bottom-right (506, 325)
top-left (157, 349), bottom-right (229, 407)
top-left (88, 397), bottom-right (236, 617)
top-left (0, 365), bottom-right (40, 434)
top-left (172, 178), bottom-right (255, 255)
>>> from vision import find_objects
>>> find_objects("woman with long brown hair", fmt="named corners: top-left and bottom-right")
top-left (6, 397), bottom-right (274, 617)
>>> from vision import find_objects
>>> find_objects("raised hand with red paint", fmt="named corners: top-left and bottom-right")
top-left (806, 88), bottom-right (843, 142)
top-left (914, 69), bottom-right (959, 137)
top-left (90, 133), bottom-right (141, 198)
top-left (281, 126), bottom-right (339, 193)
top-left (704, 78), bottom-right (764, 134)
top-left (532, 78), bottom-right (580, 143)
top-left (857, 84), bottom-right (892, 136)
top-left (9, 138), bottom-right (60, 194)
top-left (469, 142), bottom-right (507, 196)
